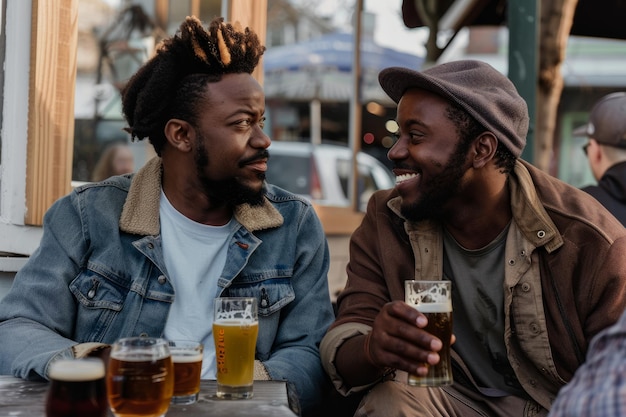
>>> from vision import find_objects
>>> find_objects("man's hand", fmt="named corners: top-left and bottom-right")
top-left (365, 300), bottom-right (450, 377)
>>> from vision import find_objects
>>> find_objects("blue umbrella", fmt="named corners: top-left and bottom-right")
top-left (263, 31), bottom-right (423, 104)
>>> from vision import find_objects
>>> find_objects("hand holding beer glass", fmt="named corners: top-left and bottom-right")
top-left (106, 337), bottom-right (174, 417)
top-left (45, 358), bottom-right (108, 417)
top-left (213, 297), bottom-right (259, 399)
top-left (405, 280), bottom-right (453, 387)
top-left (168, 340), bottom-right (204, 405)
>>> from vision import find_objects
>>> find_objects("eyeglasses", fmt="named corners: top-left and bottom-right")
top-left (582, 143), bottom-right (590, 156)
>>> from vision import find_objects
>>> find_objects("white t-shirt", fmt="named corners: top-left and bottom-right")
top-left (160, 191), bottom-right (234, 378)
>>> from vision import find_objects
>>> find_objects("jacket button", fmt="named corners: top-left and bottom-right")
top-left (139, 332), bottom-right (148, 337)
top-left (530, 323), bottom-right (540, 334)
top-left (157, 275), bottom-right (166, 284)
top-left (521, 283), bottom-right (531, 292)
top-left (537, 230), bottom-right (546, 239)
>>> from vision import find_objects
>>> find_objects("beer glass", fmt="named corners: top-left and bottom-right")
top-left (168, 340), bottom-right (204, 405)
top-left (404, 280), bottom-right (453, 387)
top-left (106, 337), bottom-right (174, 417)
top-left (45, 358), bottom-right (107, 417)
top-left (213, 297), bottom-right (259, 399)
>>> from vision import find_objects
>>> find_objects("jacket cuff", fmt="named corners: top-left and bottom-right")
top-left (320, 322), bottom-right (376, 396)
top-left (254, 359), bottom-right (271, 380)
top-left (71, 342), bottom-right (110, 358)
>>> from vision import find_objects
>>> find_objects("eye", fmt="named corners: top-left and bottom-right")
top-left (236, 119), bottom-right (252, 127)
top-left (258, 116), bottom-right (266, 129)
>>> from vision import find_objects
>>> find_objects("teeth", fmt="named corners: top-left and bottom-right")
top-left (396, 173), bottom-right (418, 184)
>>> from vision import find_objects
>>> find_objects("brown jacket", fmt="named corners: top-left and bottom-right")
top-left (321, 160), bottom-right (626, 409)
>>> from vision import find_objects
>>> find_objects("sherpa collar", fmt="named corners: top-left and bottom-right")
top-left (120, 157), bottom-right (283, 236)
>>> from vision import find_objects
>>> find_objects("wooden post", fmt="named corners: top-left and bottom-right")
top-left (228, 0), bottom-right (268, 84)
top-left (25, 0), bottom-right (78, 225)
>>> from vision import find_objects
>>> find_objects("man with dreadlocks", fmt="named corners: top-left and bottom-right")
top-left (0, 17), bottom-right (334, 414)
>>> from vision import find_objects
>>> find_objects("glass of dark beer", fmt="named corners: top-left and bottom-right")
top-left (45, 358), bottom-right (108, 417)
top-left (404, 280), bottom-right (453, 387)
top-left (106, 337), bottom-right (174, 417)
top-left (168, 340), bottom-right (204, 405)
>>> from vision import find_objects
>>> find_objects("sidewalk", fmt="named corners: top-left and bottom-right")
top-left (327, 234), bottom-right (351, 302)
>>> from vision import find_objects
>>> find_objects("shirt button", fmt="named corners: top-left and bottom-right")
top-left (537, 230), bottom-right (546, 239)
top-left (521, 283), bottom-right (531, 292)
top-left (530, 323), bottom-right (540, 334)
top-left (147, 243), bottom-right (154, 249)
top-left (139, 332), bottom-right (148, 337)
top-left (157, 275), bottom-right (167, 284)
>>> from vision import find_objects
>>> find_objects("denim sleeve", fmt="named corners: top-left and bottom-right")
top-left (0, 192), bottom-right (87, 379)
top-left (261, 204), bottom-right (335, 414)
top-left (548, 310), bottom-right (626, 417)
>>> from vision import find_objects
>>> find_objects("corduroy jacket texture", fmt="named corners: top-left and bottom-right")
top-left (321, 160), bottom-right (626, 410)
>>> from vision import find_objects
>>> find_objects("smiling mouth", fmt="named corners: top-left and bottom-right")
top-left (395, 172), bottom-right (420, 184)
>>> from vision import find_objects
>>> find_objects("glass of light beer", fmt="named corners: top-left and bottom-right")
top-left (213, 297), bottom-right (259, 399)
top-left (106, 337), bottom-right (174, 417)
top-left (404, 280), bottom-right (453, 387)
top-left (45, 358), bottom-right (108, 417)
top-left (168, 340), bottom-right (204, 405)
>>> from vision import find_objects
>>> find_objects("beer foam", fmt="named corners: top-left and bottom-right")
top-left (48, 359), bottom-right (105, 381)
top-left (214, 319), bottom-right (258, 326)
top-left (171, 352), bottom-right (203, 363)
top-left (411, 302), bottom-right (452, 313)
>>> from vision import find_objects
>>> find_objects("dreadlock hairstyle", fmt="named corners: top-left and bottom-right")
top-left (121, 16), bottom-right (266, 155)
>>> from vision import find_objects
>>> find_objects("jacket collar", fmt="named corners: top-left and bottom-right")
top-left (386, 160), bottom-right (562, 252)
top-left (120, 157), bottom-right (283, 235)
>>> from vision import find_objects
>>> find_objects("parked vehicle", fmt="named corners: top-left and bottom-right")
top-left (266, 141), bottom-right (395, 211)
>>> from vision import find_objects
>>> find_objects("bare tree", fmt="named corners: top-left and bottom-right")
top-left (535, 0), bottom-right (579, 171)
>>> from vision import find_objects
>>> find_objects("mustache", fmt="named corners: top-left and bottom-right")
top-left (240, 149), bottom-right (270, 166)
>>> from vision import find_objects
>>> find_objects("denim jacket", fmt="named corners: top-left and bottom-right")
top-left (0, 157), bottom-right (334, 413)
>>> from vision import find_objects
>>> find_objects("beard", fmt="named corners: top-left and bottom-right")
top-left (400, 140), bottom-right (471, 223)
top-left (194, 138), bottom-right (266, 207)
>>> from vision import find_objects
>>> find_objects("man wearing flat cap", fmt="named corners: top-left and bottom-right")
top-left (577, 92), bottom-right (626, 225)
top-left (320, 60), bottom-right (626, 416)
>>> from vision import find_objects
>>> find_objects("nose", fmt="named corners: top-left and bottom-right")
top-left (387, 135), bottom-right (408, 162)
top-left (251, 126), bottom-right (271, 149)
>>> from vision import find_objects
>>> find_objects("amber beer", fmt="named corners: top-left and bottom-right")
top-left (405, 280), bottom-right (454, 387)
top-left (408, 303), bottom-right (453, 386)
top-left (107, 337), bottom-right (174, 417)
top-left (45, 358), bottom-right (107, 417)
top-left (169, 341), bottom-right (203, 405)
top-left (213, 296), bottom-right (259, 399)
top-left (213, 319), bottom-right (259, 397)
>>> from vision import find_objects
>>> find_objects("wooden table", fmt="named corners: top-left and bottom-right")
top-left (0, 375), bottom-right (300, 416)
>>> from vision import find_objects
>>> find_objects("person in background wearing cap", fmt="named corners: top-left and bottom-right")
top-left (320, 60), bottom-right (626, 416)
top-left (576, 92), bottom-right (626, 226)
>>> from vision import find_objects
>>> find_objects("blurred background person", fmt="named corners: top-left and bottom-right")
top-left (577, 92), bottom-right (626, 225)
top-left (91, 142), bottom-right (135, 182)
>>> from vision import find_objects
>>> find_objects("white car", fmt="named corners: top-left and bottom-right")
top-left (266, 141), bottom-right (395, 211)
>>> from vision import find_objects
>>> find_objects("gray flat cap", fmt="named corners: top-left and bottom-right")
top-left (379, 60), bottom-right (529, 158)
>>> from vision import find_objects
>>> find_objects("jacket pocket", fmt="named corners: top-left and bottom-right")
top-left (225, 274), bottom-right (295, 317)
top-left (69, 268), bottom-right (127, 341)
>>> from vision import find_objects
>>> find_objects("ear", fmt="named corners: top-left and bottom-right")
top-left (471, 132), bottom-right (498, 169)
top-left (164, 119), bottom-right (194, 152)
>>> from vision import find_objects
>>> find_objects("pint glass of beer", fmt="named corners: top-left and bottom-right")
top-left (213, 297), bottom-right (258, 399)
top-left (168, 340), bottom-right (204, 405)
top-left (45, 358), bottom-right (107, 417)
top-left (404, 280), bottom-right (453, 387)
top-left (106, 337), bottom-right (174, 417)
